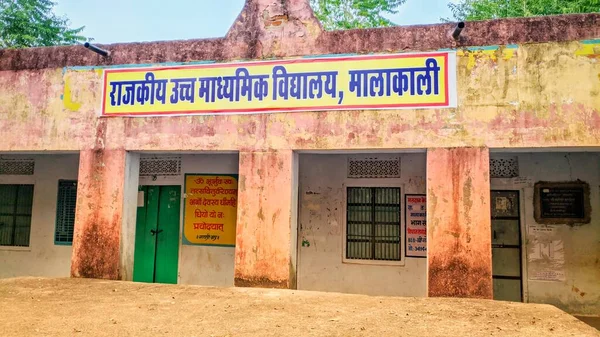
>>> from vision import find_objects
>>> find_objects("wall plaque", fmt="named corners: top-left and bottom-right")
top-left (534, 181), bottom-right (590, 225)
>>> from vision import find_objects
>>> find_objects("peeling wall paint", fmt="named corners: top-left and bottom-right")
top-left (234, 150), bottom-right (294, 288)
top-left (297, 153), bottom-right (428, 296)
top-left (0, 155), bottom-right (79, 278)
top-left (70, 149), bottom-right (125, 279)
top-left (2, 41), bottom-right (599, 153)
top-left (1, 2), bottom-right (599, 303)
top-left (62, 73), bottom-right (82, 112)
top-left (491, 152), bottom-right (600, 315)
top-left (427, 148), bottom-right (492, 299)
top-left (136, 154), bottom-right (239, 287)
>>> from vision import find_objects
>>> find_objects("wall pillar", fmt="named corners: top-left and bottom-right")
top-left (71, 148), bottom-right (127, 279)
top-left (235, 150), bottom-right (297, 288)
top-left (426, 147), bottom-right (493, 299)
top-left (120, 152), bottom-right (140, 281)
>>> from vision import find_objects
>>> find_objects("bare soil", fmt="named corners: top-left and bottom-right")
top-left (0, 277), bottom-right (597, 337)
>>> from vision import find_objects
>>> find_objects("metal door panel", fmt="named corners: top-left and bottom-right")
top-left (493, 278), bottom-right (522, 302)
top-left (492, 247), bottom-right (521, 277)
top-left (491, 190), bottom-right (523, 302)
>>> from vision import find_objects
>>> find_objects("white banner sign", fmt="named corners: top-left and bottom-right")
top-left (406, 194), bottom-right (427, 258)
top-left (527, 225), bottom-right (565, 282)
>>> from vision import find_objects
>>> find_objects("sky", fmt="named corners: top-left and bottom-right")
top-left (53, 0), bottom-right (457, 45)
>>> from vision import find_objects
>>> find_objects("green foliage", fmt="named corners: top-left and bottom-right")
top-left (310, 0), bottom-right (406, 30)
top-left (448, 0), bottom-right (600, 21)
top-left (0, 0), bottom-right (87, 49)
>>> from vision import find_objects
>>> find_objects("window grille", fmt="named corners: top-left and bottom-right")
top-left (55, 180), bottom-right (77, 244)
top-left (139, 156), bottom-right (181, 177)
top-left (490, 157), bottom-right (519, 178)
top-left (0, 184), bottom-right (34, 247)
top-left (346, 187), bottom-right (401, 261)
top-left (0, 158), bottom-right (35, 175)
top-left (348, 157), bottom-right (400, 179)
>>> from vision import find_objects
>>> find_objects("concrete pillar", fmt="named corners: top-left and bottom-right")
top-left (120, 152), bottom-right (140, 281)
top-left (71, 149), bottom-right (127, 279)
top-left (234, 150), bottom-right (297, 288)
top-left (426, 147), bottom-right (493, 299)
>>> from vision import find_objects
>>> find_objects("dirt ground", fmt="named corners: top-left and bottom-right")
top-left (0, 278), bottom-right (597, 337)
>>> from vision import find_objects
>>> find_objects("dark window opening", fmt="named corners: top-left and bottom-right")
top-left (0, 184), bottom-right (34, 247)
top-left (55, 180), bottom-right (77, 244)
top-left (346, 187), bottom-right (401, 261)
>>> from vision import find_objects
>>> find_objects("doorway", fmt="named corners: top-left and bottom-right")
top-left (133, 185), bottom-right (181, 284)
top-left (490, 190), bottom-right (523, 302)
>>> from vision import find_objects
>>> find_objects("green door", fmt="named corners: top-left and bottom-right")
top-left (133, 185), bottom-right (181, 284)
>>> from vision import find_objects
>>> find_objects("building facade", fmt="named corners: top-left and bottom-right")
top-left (0, 0), bottom-right (599, 316)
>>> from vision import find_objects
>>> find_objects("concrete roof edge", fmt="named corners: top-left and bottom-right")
top-left (317, 13), bottom-right (600, 55)
top-left (1, 13), bottom-right (599, 71)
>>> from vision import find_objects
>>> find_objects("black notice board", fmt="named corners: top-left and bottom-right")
top-left (539, 186), bottom-right (585, 219)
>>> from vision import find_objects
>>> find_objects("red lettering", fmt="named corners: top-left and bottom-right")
top-left (407, 228), bottom-right (427, 235)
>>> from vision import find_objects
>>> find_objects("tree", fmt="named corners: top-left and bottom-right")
top-left (310, 0), bottom-right (406, 30)
top-left (0, 0), bottom-right (87, 49)
top-left (448, 0), bottom-right (600, 21)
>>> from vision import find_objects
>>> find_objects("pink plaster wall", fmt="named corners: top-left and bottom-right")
top-left (70, 124), bottom-right (126, 279)
top-left (427, 147), bottom-right (492, 298)
top-left (235, 151), bottom-right (294, 288)
top-left (1, 0), bottom-right (599, 294)
top-left (2, 40), bottom-right (600, 153)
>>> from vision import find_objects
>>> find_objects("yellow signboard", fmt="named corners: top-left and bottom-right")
top-left (101, 52), bottom-right (456, 116)
top-left (183, 174), bottom-right (238, 246)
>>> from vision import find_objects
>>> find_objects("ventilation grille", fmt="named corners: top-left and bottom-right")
top-left (490, 157), bottom-right (519, 178)
top-left (348, 156), bottom-right (400, 178)
top-left (0, 158), bottom-right (35, 175)
top-left (139, 156), bottom-right (181, 177)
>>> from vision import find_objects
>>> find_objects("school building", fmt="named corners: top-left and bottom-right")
top-left (0, 0), bottom-right (599, 317)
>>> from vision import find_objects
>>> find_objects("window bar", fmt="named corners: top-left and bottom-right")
top-left (358, 188), bottom-right (362, 259)
top-left (386, 188), bottom-right (390, 260)
top-left (396, 188), bottom-right (399, 260)
top-left (382, 188), bottom-right (385, 260)
top-left (382, 188), bottom-right (393, 260)
top-left (371, 188), bottom-right (376, 260)
top-left (11, 185), bottom-right (20, 246)
top-left (391, 188), bottom-right (394, 260)
top-left (364, 188), bottom-right (368, 259)
top-left (359, 188), bottom-right (363, 259)
top-left (365, 187), bottom-right (368, 259)
top-left (346, 188), bottom-right (350, 259)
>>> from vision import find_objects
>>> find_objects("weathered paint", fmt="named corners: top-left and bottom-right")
top-left (2, 41), bottom-right (600, 152)
top-left (62, 72), bottom-right (82, 112)
top-left (235, 151), bottom-right (294, 288)
top-left (427, 147), bottom-right (492, 299)
top-left (297, 153), bottom-right (428, 296)
top-left (575, 39), bottom-right (600, 57)
top-left (70, 146), bottom-right (126, 279)
top-left (490, 152), bottom-right (600, 315)
top-left (456, 45), bottom-right (517, 71)
top-left (0, 154), bottom-right (79, 278)
top-left (136, 154), bottom-right (239, 286)
top-left (1, 11), bottom-right (599, 71)
top-left (0, 0), bottom-right (599, 305)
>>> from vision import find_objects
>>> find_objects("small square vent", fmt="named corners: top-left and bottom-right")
top-left (490, 157), bottom-right (519, 178)
top-left (139, 156), bottom-right (181, 177)
top-left (0, 157), bottom-right (35, 175)
top-left (348, 156), bottom-right (400, 179)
